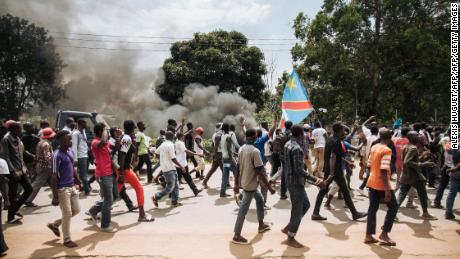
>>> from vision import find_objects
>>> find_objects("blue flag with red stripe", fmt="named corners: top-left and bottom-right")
top-left (280, 70), bottom-right (313, 127)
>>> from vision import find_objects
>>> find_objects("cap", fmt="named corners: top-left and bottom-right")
top-left (195, 127), bottom-right (204, 134)
top-left (303, 123), bottom-right (311, 130)
top-left (5, 120), bottom-right (20, 130)
top-left (41, 127), bottom-right (56, 139)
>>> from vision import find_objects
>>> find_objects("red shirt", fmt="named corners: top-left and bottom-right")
top-left (392, 137), bottom-right (409, 171)
top-left (92, 137), bottom-right (113, 177)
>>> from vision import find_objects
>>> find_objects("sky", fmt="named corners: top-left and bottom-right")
top-left (2, 0), bottom-right (323, 87)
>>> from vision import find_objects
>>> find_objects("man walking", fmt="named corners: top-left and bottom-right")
top-left (175, 133), bottom-right (203, 197)
top-left (26, 128), bottom-right (55, 206)
top-left (203, 123), bottom-right (223, 189)
top-left (72, 119), bottom-right (91, 195)
top-left (1, 120), bottom-right (33, 224)
top-left (134, 121), bottom-right (153, 183)
top-left (364, 128), bottom-right (398, 246)
top-left (88, 123), bottom-right (117, 232)
top-left (282, 125), bottom-right (325, 248)
top-left (312, 122), bottom-right (367, 221)
top-left (152, 131), bottom-right (185, 207)
top-left (311, 122), bottom-right (327, 178)
top-left (397, 131), bottom-right (437, 220)
top-left (232, 128), bottom-right (274, 245)
top-left (47, 130), bottom-right (81, 248)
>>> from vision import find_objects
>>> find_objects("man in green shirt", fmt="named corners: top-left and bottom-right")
top-left (134, 122), bottom-right (153, 183)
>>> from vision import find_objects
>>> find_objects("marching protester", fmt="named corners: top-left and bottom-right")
top-left (1, 120), bottom-right (33, 224)
top-left (88, 123), bottom-right (117, 232)
top-left (220, 123), bottom-right (238, 198)
top-left (25, 127), bottom-right (55, 207)
top-left (21, 122), bottom-right (39, 181)
top-left (364, 128), bottom-right (398, 246)
top-left (397, 131), bottom-right (437, 220)
top-left (202, 123), bottom-right (223, 189)
top-left (282, 125), bottom-right (325, 248)
top-left (311, 121), bottom-right (327, 178)
top-left (175, 132), bottom-right (203, 197)
top-left (118, 120), bottom-right (153, 222)
top-left (152, 131), bottom-right (184, 207)
top-left (72, 119), bottom-right (91, 195)
top-left (134, 121), bottom-right (153, 183)
top-left (445, 144), bottom-right (460, 219)
top-left (312, 122), bottom-right (367, 221)
top-left (232, 128), bottom-right (274, 245)
top-left (188, 127), bottom-right (208, 179)
top-left (184, 122), bottom-right (199, 178)
top-left (47, 130), bottom-right (81, 248)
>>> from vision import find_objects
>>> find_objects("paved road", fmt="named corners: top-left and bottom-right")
top-left (4, 164), bottom-right (460, 259)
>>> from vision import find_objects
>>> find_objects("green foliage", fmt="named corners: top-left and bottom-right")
top-left (156, 30), bottom-right (267, 109)
top-left (0, 14), bottom-right (64, 120)
top-left (292, 0), bottom-right (449, 123)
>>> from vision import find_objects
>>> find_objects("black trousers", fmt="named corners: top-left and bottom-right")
top-left (271, 153), bottom-right (281, 177)
top-left (135, 154), bottom-right (153, 181)
top-left (8, 173), bottom-right (33, 221)
top-left (313, 174), bottom-right (358, 216)
top-left (366, 188), bottom-right (398, 235)
top-left (177, 167), bottom-right (198, 194)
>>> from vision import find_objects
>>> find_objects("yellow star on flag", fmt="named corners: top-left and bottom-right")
top-left (287, 77), bottom-right (296, 91)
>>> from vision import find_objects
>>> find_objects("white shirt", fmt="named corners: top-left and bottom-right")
top-left (71, 129), bottom-right (88, 161)
top-left (366, 135), bottom-right (379, 159)
top-left (175, 140), bottom-right (188, 167)
top-left (194, 136), bottom-right (203, 155)
top-left (155, 140), bottom-right (177, 172)
top-left (312, 128), bottom-right (327, 148)
top-left (0, 158), bottom-right (9, 175)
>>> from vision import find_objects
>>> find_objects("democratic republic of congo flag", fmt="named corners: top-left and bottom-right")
top-left (279, 70), bottom-right (313, 128)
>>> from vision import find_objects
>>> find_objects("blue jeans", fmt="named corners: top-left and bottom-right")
top-left (221, 160), bottom-right (236, 196)
top-left (446, 178), bottom-right (460, 215)
top-left (77, 158), bottom-right (90, 194)
top-left (434, 166), bottom-right (451, 205)
top-left (397, 181), bottom-right (428, 209)
top-left (366, 188), bottom-right (398, 235)
top-left (155, 170), bottom-right (179, 204)
top-left (288, 185), bottom-right (310, 237)
top-left (233, 190), bottom-right (264, 235)
top-left (89, 175), bottom-right (114, 229)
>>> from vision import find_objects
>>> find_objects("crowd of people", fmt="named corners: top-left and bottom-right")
top-left (0, 113), bottom-right (458, 253)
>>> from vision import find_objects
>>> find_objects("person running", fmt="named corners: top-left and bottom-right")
top-left (72, 119), bottom-right (91, 195)
top-left (282, 125), bottom-right (325, 248)
top-left (152, 131), bottom-right (185, 207)
top-left (397, 131), bottom-right (437, 220)
top-left (312, 122), bottom-right (367, 221)
top-left (231, 128), bottom-right (274, 245)
top-left (202, 123), bottom-right (223, 189)
top-left (311, 122), bottom-right (327, 178)
top-left (188, 127), bottom-right (208, 179)
top-left (21, 122), bottom-right (39, 181)
top-left (1, 120), bottom-right (33, 224)
top-left (47, 130), bottom-right (81, 248)
top-left (364, 128), bottom-right (398, 246)
top-left (175, 133), bottom-right (203, 197)
top-left (88, 123), bottom-right (118, 232)
top-left (118, 120), bottom-right (153, 222)
top-left (25, 128), bottom-right (55, 207)
top-left (445, 146), bottom-right (460, 219)
top-left (134, 121), bottom-right (153, 183)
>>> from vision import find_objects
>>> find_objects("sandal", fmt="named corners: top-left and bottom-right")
top-left (364, 238), bottom-right (379, 244)
top-left (379, 240), bottom-right (396, 246)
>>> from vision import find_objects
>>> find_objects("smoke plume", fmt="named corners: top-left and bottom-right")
top-left (1, 0), bottom-right (258, 137)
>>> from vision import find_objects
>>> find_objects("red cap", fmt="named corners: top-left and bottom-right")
top-left (195, 127), bottom-right (204, 135)
top-left (41, 127), bottom-right (56, 139)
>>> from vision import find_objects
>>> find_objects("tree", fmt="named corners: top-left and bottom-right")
top-left (292, 0), bottom-right (449, 123)
top-left (0, 14), bottom-right (64, 120)
top-left (156, 30), bottom-right (267, 109)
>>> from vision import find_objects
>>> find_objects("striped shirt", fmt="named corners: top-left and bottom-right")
top-left (367, 143), bottom-right (393, 191)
